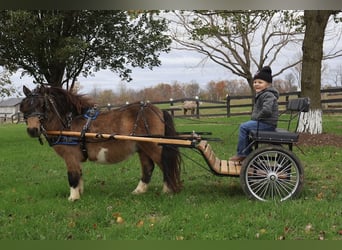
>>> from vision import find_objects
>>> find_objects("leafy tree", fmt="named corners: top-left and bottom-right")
top-left (0, 10), bottom-right (171, 90)
top-left (0, 68), bottom-right (16, 98)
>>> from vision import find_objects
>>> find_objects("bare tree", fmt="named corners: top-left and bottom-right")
top-left (330, 64), bottom-right (342, 87)
top-left (168, 10), bottom-right (303, 93)
top-left (184, 81), bottom-right (200, 98)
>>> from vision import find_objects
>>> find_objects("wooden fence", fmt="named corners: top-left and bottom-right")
top-left (100, 88), bottom-right (342, 118)
top-left (7, 88), bottom-right (342, 123)
top-left (148, 87), bottom-right (342, 118)
top-left (96, 87), bottom-right (342, 119)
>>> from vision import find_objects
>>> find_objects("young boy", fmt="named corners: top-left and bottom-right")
top-left (229, 66), bottom-right (279, 162)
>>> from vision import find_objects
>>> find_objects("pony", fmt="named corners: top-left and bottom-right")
top-left (183, 100), bottom-right (196, 115)
top-left (20, 85), bottom-right (182, 201)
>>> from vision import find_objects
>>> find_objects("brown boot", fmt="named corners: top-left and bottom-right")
top-left (229, 155), bottom-right (246, 162)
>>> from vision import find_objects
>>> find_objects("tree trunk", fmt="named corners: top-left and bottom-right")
top-left (299, 10), bottom-right (334, 134)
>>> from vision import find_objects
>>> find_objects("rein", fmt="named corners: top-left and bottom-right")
top-left (46, 95), bottom-right (70, 129)
top-left (38, 95), bottom-right (72, 146)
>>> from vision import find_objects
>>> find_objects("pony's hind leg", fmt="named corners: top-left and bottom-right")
top-left (132, 152), bottom-right (155, 194)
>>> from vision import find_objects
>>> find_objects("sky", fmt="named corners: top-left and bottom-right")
top-left (12, 42), bottom-right (341, 97)
top-left (79, 50), bottom-right (235, 94)
top-left (11, 49), bottom-right (233, 96)
top-left (8, 12), bottom-right (342, 97)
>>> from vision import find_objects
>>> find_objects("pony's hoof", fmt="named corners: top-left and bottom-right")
top-left (132, 180), bottom-right (148, 194)
top-left (68, 187), bottom-right (81, 201)
top-left (68, 196), bottom-right (80, 202)
top-left (132, 188), bottom-right (147, 195)
top-left (132, 190), bottom-right (143, 195)
top-left (162, 183), bottom-right (172, 194)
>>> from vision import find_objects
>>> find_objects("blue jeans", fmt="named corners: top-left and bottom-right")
top-left (236, 120), bottom-right (275, 157)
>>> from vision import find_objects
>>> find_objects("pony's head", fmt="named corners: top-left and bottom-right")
top-left (20, 85), bottom-right (50, 137)
top-left (20, 85), bottom-right (94, 138)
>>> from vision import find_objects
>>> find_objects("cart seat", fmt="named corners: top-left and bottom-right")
top-left (248, 97), bottom-right (310, 151)
top-left (249, 128), bottom-right (299, 144)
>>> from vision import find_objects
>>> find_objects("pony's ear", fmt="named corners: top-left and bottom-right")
top-left (23, 85), bottom-right (32, 96)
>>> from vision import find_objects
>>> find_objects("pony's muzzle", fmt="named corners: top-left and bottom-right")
top-left (27, 127), bottom-right (41, 137)
top-left (25, 117), bottom-right (42, 137)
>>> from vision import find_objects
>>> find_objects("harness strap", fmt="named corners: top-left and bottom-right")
top-left (131, 102), bottom-right (151, 135)
top-left (80, 106), bottom-right (99, 160)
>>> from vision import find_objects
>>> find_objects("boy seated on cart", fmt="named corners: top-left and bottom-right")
top-left (229, 66), bottom-right (279, 163)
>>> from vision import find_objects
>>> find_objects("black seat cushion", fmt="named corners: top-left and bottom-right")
top-left (249, 128), bottom-right (299, 143)
top-left (287, 97), bottom-right (310, 112)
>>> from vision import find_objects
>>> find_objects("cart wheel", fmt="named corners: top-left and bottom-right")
top-left (240, 146), bottom-right (304, 202)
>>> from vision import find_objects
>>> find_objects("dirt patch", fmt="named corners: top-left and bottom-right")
top-left (297, 133), bottom-right (342, 147)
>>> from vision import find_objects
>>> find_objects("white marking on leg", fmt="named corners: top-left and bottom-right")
top-left (163, 182), bottom-right (172, 193)
top-left (132, 180), bottom-right (148, 194)
top-left (96, 148), bottom-right (108, 163)
top-left (68, 186), bottom-right (80, 201)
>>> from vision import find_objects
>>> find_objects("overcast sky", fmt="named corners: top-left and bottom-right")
top-left (11, 48), bottom-right (234, 96)
top-left (9, 12), bottom-right (342, 96)
top-left (13, 42), bottom-right (341, 97)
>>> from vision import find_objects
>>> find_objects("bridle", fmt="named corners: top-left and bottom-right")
top-left (22, 94), bottom-right (48, 122)
top-left (23, 92), bottom-right (72, 139)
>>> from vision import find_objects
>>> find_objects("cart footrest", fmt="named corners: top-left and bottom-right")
top-left (197, 140), bottom-right (241, 175)
top-left (220, 160), bottom-right (241, 175)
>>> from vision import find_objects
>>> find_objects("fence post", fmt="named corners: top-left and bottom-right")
top-left (169, 98), bottom-right (175, 117)
top-left (226, 94), bottom-right (231, 117)
top-left (195, 96), bottom-right (200, 119)
top-left (285, 95), bottom-right (289, 110)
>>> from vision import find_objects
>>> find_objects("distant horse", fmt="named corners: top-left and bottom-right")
top-left (183, 100), bottom-right (197, 115)
top-left (20, 85), bottom-right (182, 201)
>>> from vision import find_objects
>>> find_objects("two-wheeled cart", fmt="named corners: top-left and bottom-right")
top-left (196, 97), bottom-right (309, 201)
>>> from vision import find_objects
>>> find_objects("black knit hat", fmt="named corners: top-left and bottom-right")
top-left (253, 66), bottom-right (272, 83)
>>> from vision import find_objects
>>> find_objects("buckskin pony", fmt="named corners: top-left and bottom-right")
top-left (20, 85), bottom-right (182, 201)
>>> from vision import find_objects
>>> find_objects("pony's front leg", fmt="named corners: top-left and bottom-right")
top-left (67, 169), bottom-right (83, 201)
top-left (132, 153), bottom-right (155, 194)
top-left (53, 146), bottom-right (84, 201)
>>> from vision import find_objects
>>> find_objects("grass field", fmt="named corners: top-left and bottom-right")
top-left (0, 115), bottom-right (341, 240)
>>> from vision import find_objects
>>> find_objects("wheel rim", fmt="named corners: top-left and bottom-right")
top-left (244, 150), bottom-right (300, 201)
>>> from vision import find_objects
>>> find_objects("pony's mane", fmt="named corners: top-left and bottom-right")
top-left (38, 86), bottom-right (95, 116)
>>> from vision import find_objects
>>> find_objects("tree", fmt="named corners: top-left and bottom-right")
top-left (205, 80), bottom-right (228, 101)
top-left (0, 68), bottom-right (16, 98)
top-left (0, 10), bottom-right (171, 90)
top-left (183, 81), bottom-right (200, 98)
top-left (298, 10), bottom-right (339, 134)
top-left (169, 10), bottom-right (303, 93)
top-left (330, 64), bottom-right (342, 87)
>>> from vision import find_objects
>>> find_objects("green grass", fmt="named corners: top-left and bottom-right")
top-left (0, 116), bottom-right (341, 240)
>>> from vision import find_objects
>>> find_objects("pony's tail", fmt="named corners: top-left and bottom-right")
top-left (161, 110), bottom-right (182, 193)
